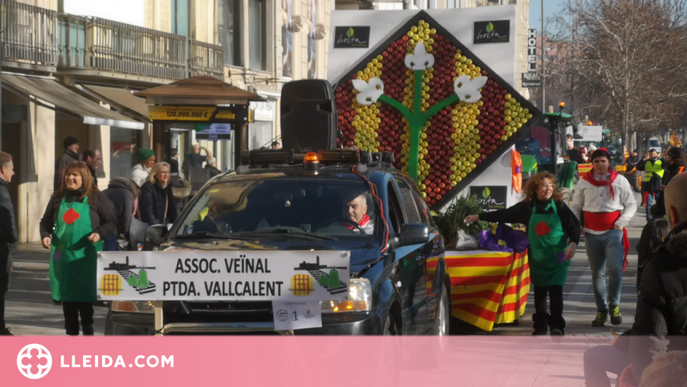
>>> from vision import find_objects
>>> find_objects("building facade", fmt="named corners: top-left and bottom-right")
top-left (1, 0), bottom-right (331, 242)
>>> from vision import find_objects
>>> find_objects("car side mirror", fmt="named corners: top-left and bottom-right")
top-left (399, 223), bottom-right (430, 247)
top-left (145, 224), bottom-right (170, 247)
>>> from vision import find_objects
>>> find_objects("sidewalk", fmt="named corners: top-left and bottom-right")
top-left (12, 241), bottom-right (50, 272)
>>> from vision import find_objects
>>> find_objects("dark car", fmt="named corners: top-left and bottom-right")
top-left (105, 150), bottom-right (450, 336)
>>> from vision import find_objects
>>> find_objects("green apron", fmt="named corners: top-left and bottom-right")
top-left (527, 200), bottom-right (570, 287)
top-left (49, 196), bottom-right (102, 302)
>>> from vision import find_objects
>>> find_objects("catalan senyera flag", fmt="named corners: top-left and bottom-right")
top-left (100, 274), bottom-right (123, 296)
top-left (494, 251), bottom-right (530, 325)
top-left (428, 250), bottom-right (530, 332)
top-left (290, 274), bottom-right (314, 297)
top-left (578, 163), bottom-right (593, 175)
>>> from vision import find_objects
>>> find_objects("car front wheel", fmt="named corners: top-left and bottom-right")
top-left (435, 284), bottom-right (450, 336)
top-left (384, 311), bottom-right (399, 336)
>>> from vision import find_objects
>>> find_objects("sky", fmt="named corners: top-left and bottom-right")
top-left (529, 0), bottom-right (566, 33)
top-left (62, 0), bottom-right (563, 35)
top-left (63, 0), bottom-right (145, 27)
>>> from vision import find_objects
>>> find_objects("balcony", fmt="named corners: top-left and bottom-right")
top-left (1, 0), bottom-right (58, 71)
top-left (58, 14), bottom-right (188, 82)
top-left (189, 39), bottom-right (224, 78)
top-left (1, 0), bottom-right (224, 83)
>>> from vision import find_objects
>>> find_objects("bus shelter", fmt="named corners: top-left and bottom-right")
top-left (134, 76), bottom-right (264, 178)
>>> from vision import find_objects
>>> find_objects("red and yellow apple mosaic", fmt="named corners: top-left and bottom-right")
top-left (335, 20), bottom-right (533, 206)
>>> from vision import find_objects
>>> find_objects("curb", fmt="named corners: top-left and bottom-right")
top-left (12, 261), bottom-right (50, 272)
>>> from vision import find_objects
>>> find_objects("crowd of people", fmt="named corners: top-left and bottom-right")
top-left (1, 135), bottom-right (686, 382)
top-left (0, 136), bottom-right (224, 337)
top-left (467, 145), bottom-right (687, 386)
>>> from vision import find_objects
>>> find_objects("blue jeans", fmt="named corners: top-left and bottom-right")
top-left (585, 229), bottom-right (624, 312)
top-left (103, 234), bottom-right (118, 252)
top-left (645, 192), bottom-right (655, 221)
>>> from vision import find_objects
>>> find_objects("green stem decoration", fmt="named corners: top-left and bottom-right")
top-left (378, 95), bottom-right (411, 118)
top-left (378, 71), bottom-right (460, 183)
top-left (414, 70), bottom-right (423, 117)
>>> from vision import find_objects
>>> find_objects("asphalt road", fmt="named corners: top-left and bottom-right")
top-left (5, 194), bottom-right (647, 336)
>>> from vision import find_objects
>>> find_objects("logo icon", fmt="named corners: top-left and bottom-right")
top-left (17, 344), bottom-right (52, 380)
top-left (470, 186), bottom-right (506, 211)
top-left (334, 26), bottom-right (371, 48)
top-left (276, 309), bottom-right (289, 322)
top-left (474, 20), bottom-right (510, 44)
top-left (102, 256), bottom-right (157, 295)
top-left (294, 256), bottom-right (348, 295)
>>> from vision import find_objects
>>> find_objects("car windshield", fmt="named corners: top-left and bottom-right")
top-left (650, 140), bottom-right (660, 147)
top-left (173, 177), bottom-right (377, 240)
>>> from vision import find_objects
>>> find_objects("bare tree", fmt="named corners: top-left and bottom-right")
top-left (546, 0), bottom-right (687, 151)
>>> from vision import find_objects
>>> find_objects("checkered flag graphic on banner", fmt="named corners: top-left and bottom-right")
top-left (291, 274), bottom-right (314, 296)
top-left (100, 274), bottom-right (122, 296)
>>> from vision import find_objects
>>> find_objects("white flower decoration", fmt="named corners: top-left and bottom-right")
top-left (352, 77), bottom-right (385, 106)
top-left (404, 42), bottom-right (435, 70)
top-left (453, 75), bottom-right (488, 103)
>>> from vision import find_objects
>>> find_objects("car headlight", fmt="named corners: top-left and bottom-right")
top-left (320, 278), bottom-right (372, 313)
top-left (110, 301), bottom-right (155, 314)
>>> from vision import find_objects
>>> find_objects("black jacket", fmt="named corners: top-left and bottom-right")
top-left (139, 180), bottom-right (178, 226)
top-left (182, 153), bottom-right (206, 177)
top-left (168, 157), bottom-right (180, 175)
top-left (87, 165), bottom-right (98, 188)
top-left (628, 220), bottom-right (687, 384)
top-left (626, 155), bottom-right (641, 169)
top-left (479, 199), bottom-right (581, 244)
top-left (662, 160), bottom-right (685, 188)
top-left (103, 180), bottom-right (135, 236)
top-left (205, 164), bottom-right (222, 178)
top-left (54, 150), bottom-right (80, 191)
top-left (39, 189), bottom-right (117, 240)
top-left (653, 160), bottom-right (685, 218)
top-left (0, 177), bottom-right (17, 257)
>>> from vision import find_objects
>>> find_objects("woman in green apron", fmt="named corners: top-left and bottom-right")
top-left (40, 161), bottom-right (116, 335)
top-left (465, 172), bottom-right (581, 335)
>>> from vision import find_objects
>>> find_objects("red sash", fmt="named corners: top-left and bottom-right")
top-left (583, 211), bottom-right (630, 271)
top-left (344, 214), bottom-right (370, 230)
top-left (582, 169), bottom-right (619, 199)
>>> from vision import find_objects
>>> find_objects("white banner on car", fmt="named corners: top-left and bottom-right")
top-left (97, 251), bottom-right (350, 301)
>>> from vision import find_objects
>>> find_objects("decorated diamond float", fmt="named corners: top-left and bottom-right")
top-left (334, 12), bottom-right (541, 209)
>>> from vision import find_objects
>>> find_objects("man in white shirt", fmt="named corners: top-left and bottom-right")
top-left (571, 148), bottom-right (637, 327)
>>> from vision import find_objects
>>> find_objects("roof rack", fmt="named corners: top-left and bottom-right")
top-left (238, 148), bottom-right (396, 173)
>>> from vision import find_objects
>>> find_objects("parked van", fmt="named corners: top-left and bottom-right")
top-left (649, 137), bottom-right (663, 154)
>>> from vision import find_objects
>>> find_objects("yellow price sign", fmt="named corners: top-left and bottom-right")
top-left (148, 106), bottom-right (217, 121)
top-left (215, 110), bottom-right (236, 120)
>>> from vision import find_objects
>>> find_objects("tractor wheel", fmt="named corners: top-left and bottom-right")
top-left (624, 172), bottom-right (641, 193)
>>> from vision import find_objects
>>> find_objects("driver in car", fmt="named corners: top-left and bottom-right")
top-left (343, 192), bottom-right (374, 235)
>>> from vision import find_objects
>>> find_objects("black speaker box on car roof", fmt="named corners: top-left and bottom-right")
top-left (280, 79), bottom-right (338, 152)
